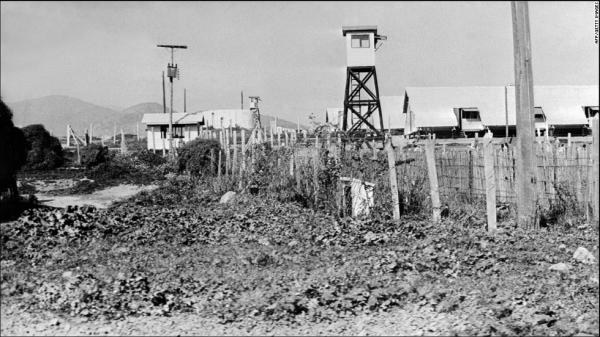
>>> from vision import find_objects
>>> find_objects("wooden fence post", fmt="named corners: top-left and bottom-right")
top-left (385, 137), bottom-right (400, 220)
top-left (210, 149), bottom-right (215, 175)
top-left (218, 149), bottom-right (222, 179)
top-left (372, 136), bottom-right (378, 160)
top-left (233, 130), bottom-right (238, 175)
top-left (592, 116), bottom-right (599, 225)
top-left (425, 138), bottom-right (441, 223)
top-left (289, 152), bottom-right (294, 177)
top-left (239, 129), bottom-right (245, 189)
top-left (483, 133), bottom-right (497, 232)
top-left (468, 146), bottom-right (474, 201)
top-left (66, 124), bottom-right (71, 147)
top-left (120, 129), bottom-right (127, 154)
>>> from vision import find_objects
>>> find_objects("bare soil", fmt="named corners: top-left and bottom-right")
top-left (1, 301), bottom-right (465, 336)
top-left (35, 184), bottom-right (158, 209)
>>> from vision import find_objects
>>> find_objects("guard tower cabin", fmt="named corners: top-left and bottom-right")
top-left (343, 25), bottom-right (378, 67)
top-left (342, 26), bottom-right (386, 136)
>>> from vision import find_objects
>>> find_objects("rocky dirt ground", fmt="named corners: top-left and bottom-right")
top-left (1, 302), bottom-right (470, 336)
top-left (1, 178), bottom-right (599, 336)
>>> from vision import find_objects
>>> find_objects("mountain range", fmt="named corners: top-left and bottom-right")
top-left (7, 95), bottom-right (307, 139)
top-left (8, 95), bottom-right (170, 139)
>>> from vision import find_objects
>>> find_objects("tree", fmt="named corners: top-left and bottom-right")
top-left (21, 124), bottom-right (64, 170)
top-left (0, 98), bottom-right (29, 203)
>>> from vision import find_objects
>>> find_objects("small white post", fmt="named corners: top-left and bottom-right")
top-left (425, 138), bottom-right (441, 223)
top-left (385, 137), bottom-right (400, 220)
top-left (66, 124), bottom-right (71, 147)
top-left (483, 132), bottom-right (497, 232)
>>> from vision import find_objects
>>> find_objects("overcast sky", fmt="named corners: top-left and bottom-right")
top-left (1, 1), bottom-right (598, 123)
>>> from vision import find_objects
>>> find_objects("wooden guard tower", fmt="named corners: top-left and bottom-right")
top-left (342, 26), bottom-right (387, 136)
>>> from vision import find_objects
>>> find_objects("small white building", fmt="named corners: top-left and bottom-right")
top-left (402, 85), bottom-right (599, 138)
top-left (142, 109), bottom-right (307, 151)
top-left (141, 112), bottom-right (205, 151)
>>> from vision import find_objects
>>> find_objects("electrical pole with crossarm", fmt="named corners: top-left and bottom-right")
top-left (157, 44), bottom-right (187, 157)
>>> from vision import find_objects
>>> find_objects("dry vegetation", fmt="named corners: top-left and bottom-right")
top-left (2, 138), bottom-right (599, 336)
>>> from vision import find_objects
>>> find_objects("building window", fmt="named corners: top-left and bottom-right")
top-left (173, 126), bottom-right (185, 138)
top-left (460, 108), bottom-right (481, 121)
top-left (584, 106), bottom-right (599, 119)
top-left (351, 34), bottom-right (370, 48)
top-left (160, 126), bottom-right (167, 139)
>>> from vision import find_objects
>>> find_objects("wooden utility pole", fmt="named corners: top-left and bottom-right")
top-left (592, 116), bottom-right (599, 226)
top-left (504, 85), bottom-right (509, 140)
top-left (162, 71), bottom-right (167, 114)
top-left (512, 1), bottom-right (537, 229)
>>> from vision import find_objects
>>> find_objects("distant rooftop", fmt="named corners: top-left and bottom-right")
top-left (342, 25), bottom-right (378, 36)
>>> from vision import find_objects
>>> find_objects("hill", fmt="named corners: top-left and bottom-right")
top-left (8, 96), bottom-right (171, 138)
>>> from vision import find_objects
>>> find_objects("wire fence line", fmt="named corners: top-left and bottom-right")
top-left (201, 124), bottom-right (599, 224)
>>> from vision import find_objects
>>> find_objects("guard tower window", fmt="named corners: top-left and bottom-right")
top-left (584, 106), bottom-right (599, 119)
top-left (534, 107), bottom-right (546, 122)
top-left (460, 108), bottom-right (481, 121)
top-left (351, 34), bottom-right (370, 48)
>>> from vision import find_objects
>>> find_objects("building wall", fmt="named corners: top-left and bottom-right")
top-left (201, 110), bottom-right (254, 129)
top-left (345, 33), bottom-right (375, 67)
top-left (146, 124), bottom-right (201, 151)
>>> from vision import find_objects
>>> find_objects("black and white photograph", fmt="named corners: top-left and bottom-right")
top-left (0, 1), bottom-right (599, 336)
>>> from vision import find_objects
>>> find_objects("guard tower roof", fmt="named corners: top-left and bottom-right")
top-left (342, 25), bottom-right (378, 36)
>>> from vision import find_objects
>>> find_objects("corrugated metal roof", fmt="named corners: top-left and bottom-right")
top-left (324, 97), bottom-right (405, 131)
top-left (380, 96), bottom-right (405, 130)
top-left (404, 85), bottom-right (598, 131)
top-left (506, 85), bottom-right (598, 125)
top-left (143, 110), bottom-right (307, 130)
top-left (141, 113), bottom-right (204, 125)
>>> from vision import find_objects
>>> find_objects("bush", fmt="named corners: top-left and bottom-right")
top-left (80, 144), bottom-right (109, 168)
top-left (132, 149), bottom-right (167, 167)
top-left (21, 124), bottom-right (63, 171)
top-left (176, 139), bottom-right (221, 176)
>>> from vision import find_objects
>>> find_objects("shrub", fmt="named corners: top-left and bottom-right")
top-left (176, 139), bottom-right (221, 176)
top-left (1, 99), bottom-right (30, 220)
top-left (132, 149), bottom-right (167, 167)
top-left (80, 144), bottom-right (109, 168)
top-left (21, 124), bottom-right (63, 171)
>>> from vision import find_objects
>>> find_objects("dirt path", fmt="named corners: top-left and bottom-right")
top-left (35, 184), bottom-right (159, 209)
top-left (0, 302), bottom-right (468, 336)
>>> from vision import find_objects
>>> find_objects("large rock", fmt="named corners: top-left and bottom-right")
top-left (219, 191), bottom-right (237, 204)
top-left (573, 247), bottom-right (596, 265)
top-left (548, 263), bottom-right (571, 273)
